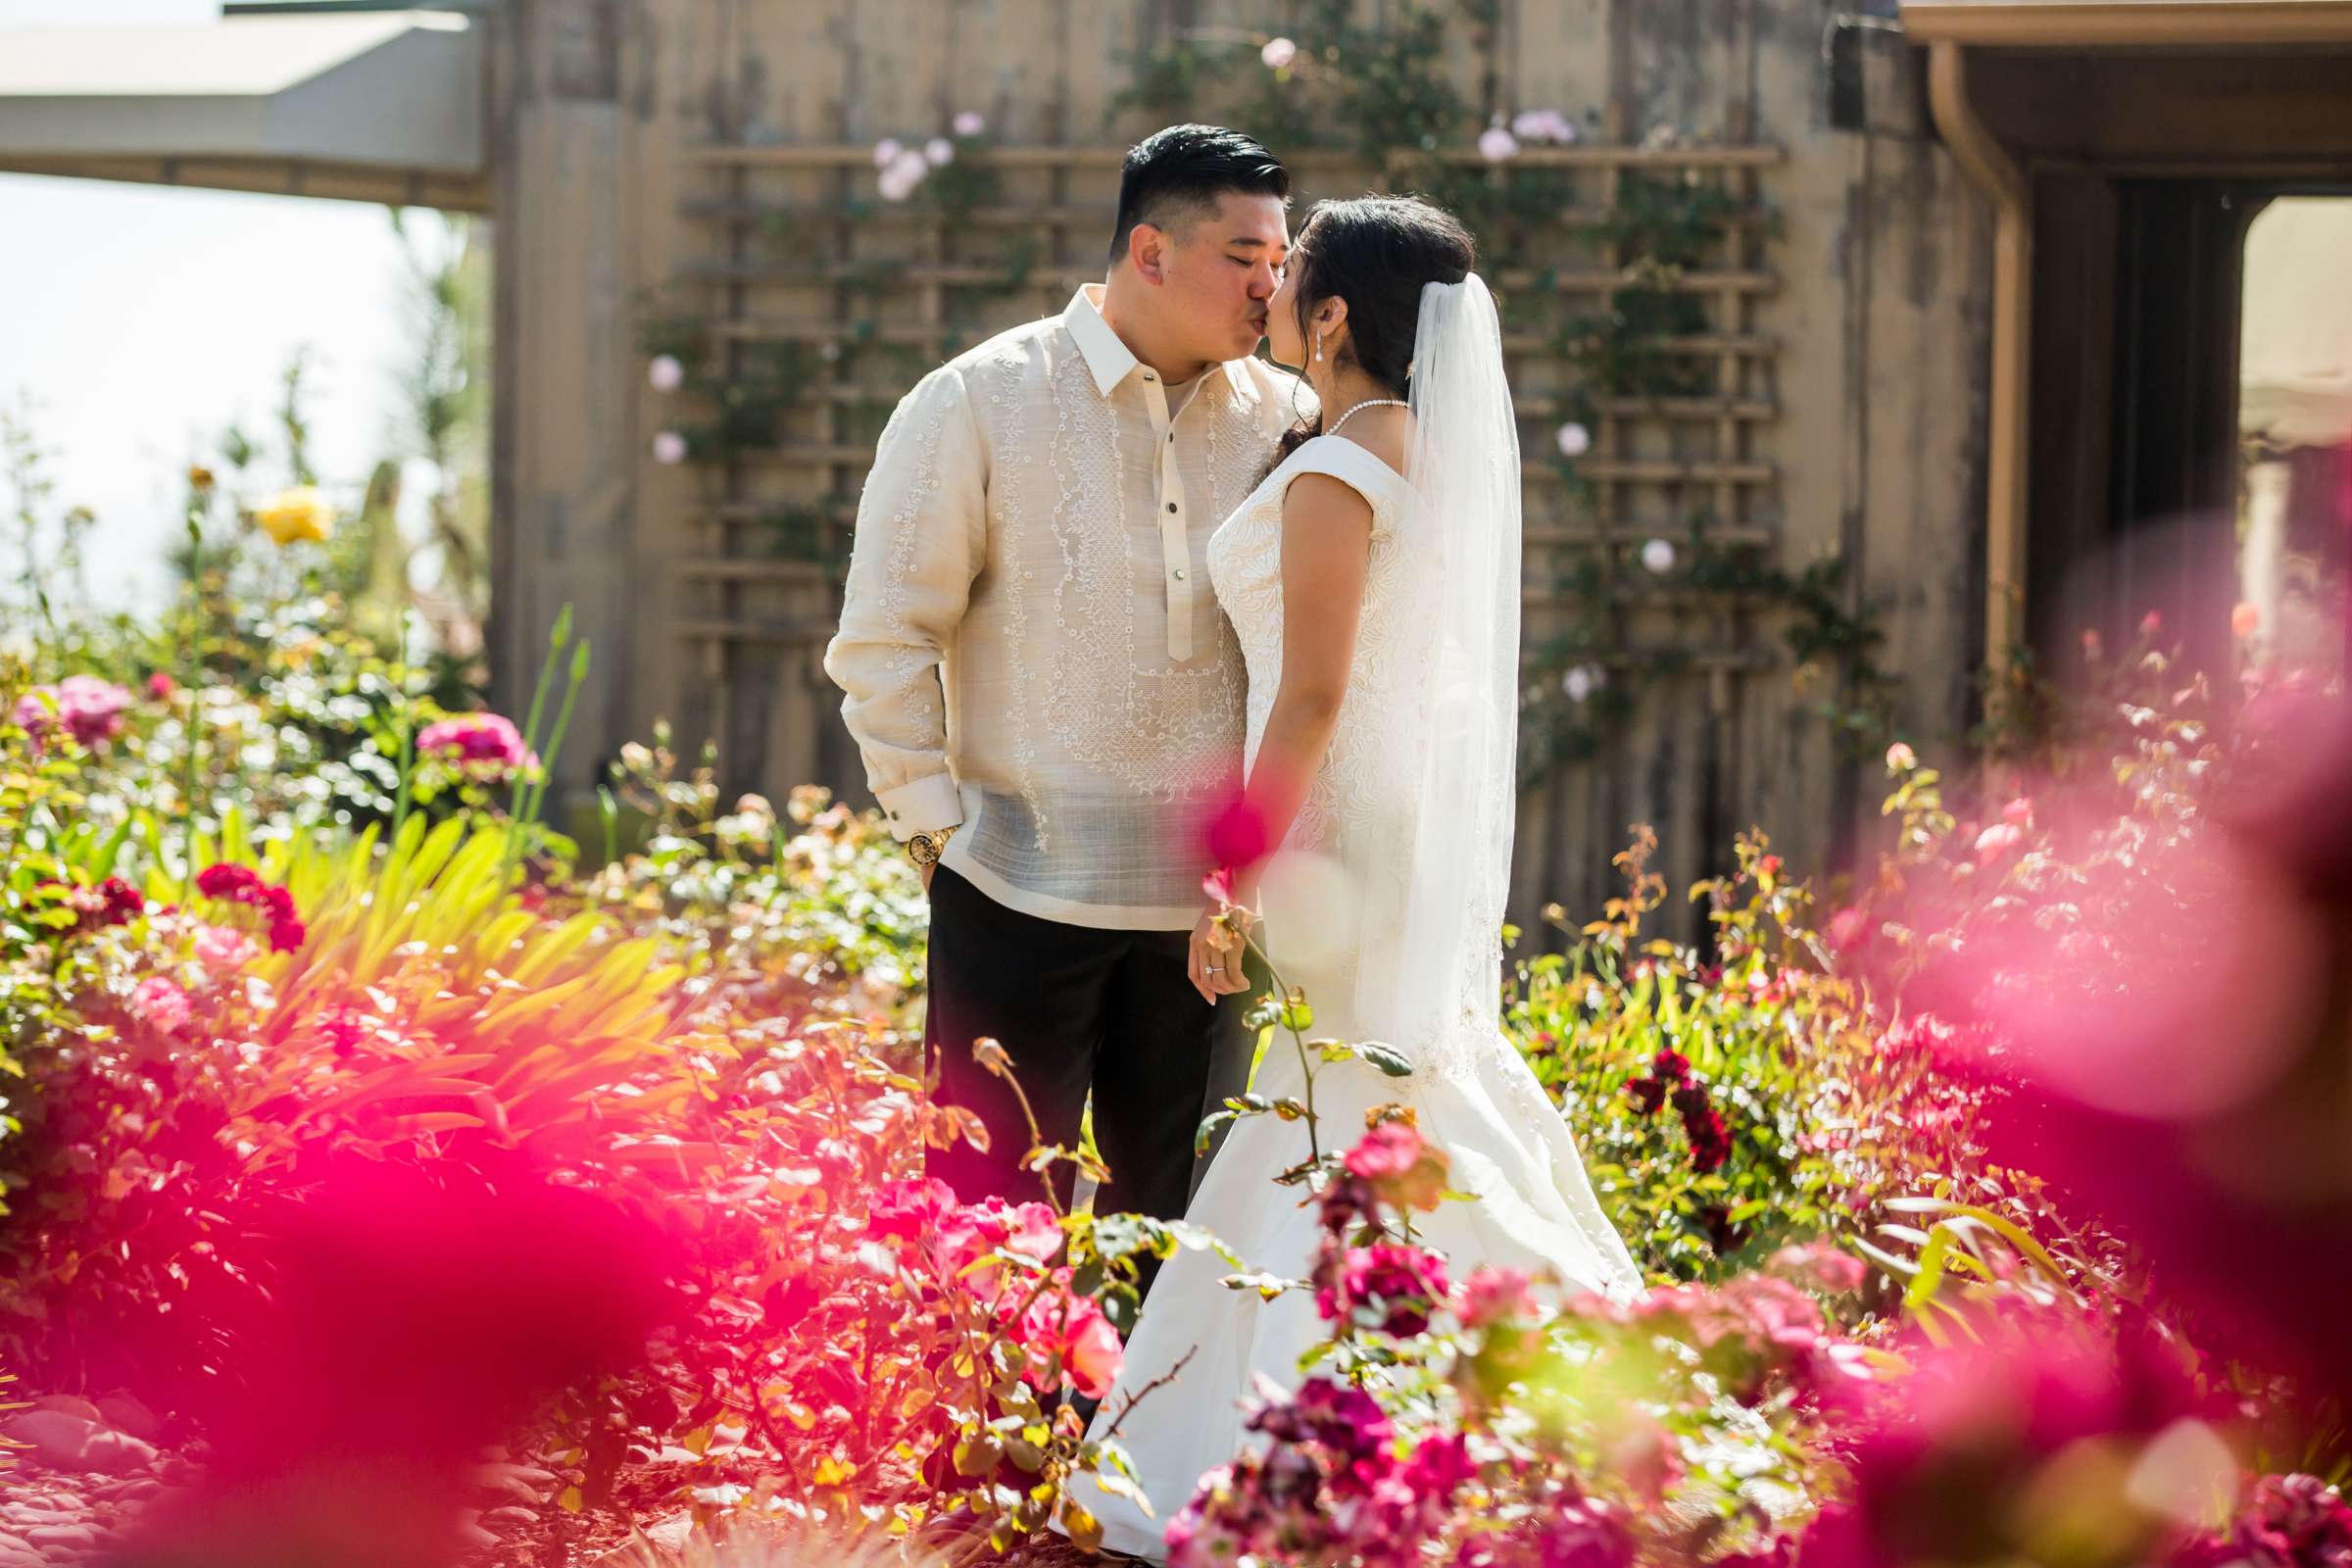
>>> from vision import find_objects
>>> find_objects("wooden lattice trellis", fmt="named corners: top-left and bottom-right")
top-left (660, 136), bottom-right (1785, 921)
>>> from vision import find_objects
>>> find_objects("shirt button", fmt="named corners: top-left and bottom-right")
top-left (1142, 371), bottom-right (1155, 382)
top-left (1167, 432), bottom-right (1175, 443)
top-left (1174, 569), bottom-right (1187, 580)
top-left (1166, 502), bottom-right (1179, 514)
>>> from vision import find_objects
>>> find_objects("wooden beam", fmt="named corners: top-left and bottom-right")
top-left (1900, 1), bottom-right (2352, 47)
top-left (685, 143), bottom-right (1785, 171)
top-left (1928, 40), bottom-right (2034, 678)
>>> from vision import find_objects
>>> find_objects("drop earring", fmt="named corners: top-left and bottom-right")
top-left (1313, 331), bottom-right (1324, 364)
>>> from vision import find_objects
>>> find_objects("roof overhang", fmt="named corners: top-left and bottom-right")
top-left (1900, 0), bottom-right (2352, 47)
top-left (0, 11), bottom-right (489, 211)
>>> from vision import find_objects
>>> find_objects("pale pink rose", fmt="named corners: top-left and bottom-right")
top-left (651, 430), bottom-right (689, 466)
top-left (923, 136), bottom-right (955, 167)
top-left (1885, 741), bottom-right (1917, 772)
top-left (194, 924), bottom-right (259, 972)
top-left (952, 110), bottom-right (985, 137)
top-left (129, 976), bottom-right (192, 1034)
top-left (870, 136), bottom-right (903, 169)
top-left (1555, 420), bottom-right (1591, 459)
top-left (2002, 796), bottom-right (2034, 826)
top-left (1260, 35), bottom-right (1298, 70)
top-left (1973, 820), bottom-right (2025, 865)
top-left (1477, 124), bottom-right (1519, 162)
top-left (1641, 537), bottom-right (1676, 573)
top-left (646, 354), bottom-right (684, 392)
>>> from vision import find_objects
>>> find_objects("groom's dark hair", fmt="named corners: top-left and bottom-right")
top-left (1109, 124), bottom-right (1290, 267)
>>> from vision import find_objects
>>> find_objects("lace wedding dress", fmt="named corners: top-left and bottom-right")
top-left (1070, 278), bottom-right (1643, 1561)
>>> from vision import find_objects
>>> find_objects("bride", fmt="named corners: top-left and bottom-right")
top-left (1068, 195), bottom-right (1644, 1559)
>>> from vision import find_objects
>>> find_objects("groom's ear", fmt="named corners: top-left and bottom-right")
top-left (1125, 221), bottom-right (1169, 286)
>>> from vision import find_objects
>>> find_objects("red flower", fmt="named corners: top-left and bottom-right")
top-left (1651, 1048), bottom-right (1692, 1083)
top-left (98, 877), bottom-right (145, 926)
top-left (269, 918), bottom-right (307, 954)
top-left (1624, 1075), bottom-right (1668, 1114)
top-left (196, 863), bottom-right (263, 900)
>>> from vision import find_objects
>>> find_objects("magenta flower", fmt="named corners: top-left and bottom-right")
top-left (16, 674), bottom-right (134, 751)
top-left (416, 711), bottom-right (535, 775)
top-left (866, 1176), bottom-right (956, 1244)
top-left (1321, 1242), bottom-right (1451, 1336)
top-left (2180, 1473), bottom-right (2352, 1568)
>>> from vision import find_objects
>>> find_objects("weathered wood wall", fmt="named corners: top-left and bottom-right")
top-left (491, 0), bottom-right (1995, 938)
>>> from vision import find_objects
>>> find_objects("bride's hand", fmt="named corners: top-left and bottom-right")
top-left (1188, 906), bottom-right (1252, 1003)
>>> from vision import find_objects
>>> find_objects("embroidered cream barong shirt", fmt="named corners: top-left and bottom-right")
top-left (824, 285), bottom-right (1303, 930)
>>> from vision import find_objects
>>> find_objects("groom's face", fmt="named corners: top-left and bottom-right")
top-left (1155, 192), bottom-right (1291, 365)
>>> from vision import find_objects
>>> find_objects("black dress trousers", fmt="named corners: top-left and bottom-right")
top-left (922, 864), bottom-right (1259, 1237)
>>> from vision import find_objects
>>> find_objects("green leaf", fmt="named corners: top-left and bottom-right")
top-left (1356, 1042), bottom-right (1414, 1077)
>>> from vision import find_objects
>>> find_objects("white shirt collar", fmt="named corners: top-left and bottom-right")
top-left (1064, 283), bottom-right (1241, 401)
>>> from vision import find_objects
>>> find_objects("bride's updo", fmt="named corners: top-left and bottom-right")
top-left (1276, 195), bottom-right (1476, 462)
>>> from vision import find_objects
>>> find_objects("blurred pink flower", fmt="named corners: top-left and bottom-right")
top-left (2140, 608), bottom-right (2165, 636)
top-left (651, 429), bottom-right (689, 465)
top-left (1478, 124), bottom-right (1519, 162)
top-left (1885, 741), bottom-right (1917, 772)
top-left (952, 110), bottom-right (985, 137)
top-left (1456, 1265), bottom-right (1537, 1330)
top-left (129, 975), bottom-right (192, 1034)
top-left (16, 674), bottom-right (134, 751)
top-left (145, 671), bottom-right (175, 701)
top-left (1260, 35), bottom-right (1298, 69)
top-left (1972, 820), bottom-right (2025, 865)
top-left (416, 711), bottom-right (534, 773)
top-left (1767, 1241), bottom-right (1866, 1295)
top-left (1825, 905), bottom-right (1873, 952)
top-left (194, 924), bottom-right (259, 972)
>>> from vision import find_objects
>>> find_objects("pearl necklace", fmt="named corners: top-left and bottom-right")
top-left (1325, 397), bottom-right (1408, 437)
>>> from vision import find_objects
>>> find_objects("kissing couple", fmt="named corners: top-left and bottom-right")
top-left (825, 122), bottom-right (1641, 1558)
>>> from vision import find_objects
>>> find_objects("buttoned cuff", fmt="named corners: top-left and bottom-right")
top-left (875, 773), bottom-right (964, 841)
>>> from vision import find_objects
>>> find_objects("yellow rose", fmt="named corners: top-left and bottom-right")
top-left (255, 486), bottom-right (335, 546)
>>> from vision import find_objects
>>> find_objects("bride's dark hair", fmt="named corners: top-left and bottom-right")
top-left (1274, 194), bottom-right (1477, 465)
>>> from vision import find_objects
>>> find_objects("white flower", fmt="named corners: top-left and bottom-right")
top-left (647, 354), bottom-right (684, 393)
top-left (1641, 538), bottom-right (1676, 574)
top-left (1260, 35), bottom-right (1298, 69)
top-left (651, 430), bottom-right (689, 466)
top-left (1511, 109), bottom-right (1578, 145)
top-left (953, 109), bottom-right (985, 137)
top-left (1562, 663), bottom-right (1603, 703)
top-left (1554, 421), bottom-right (1591, 459)
top-left (871, 137), bottom-right (903, 169)
top-left (877, 148), bottom-right (929, 202)
top-left (924, 136), bottom-right (956, 167)
top-left (1477, 124), bottom-right (1519, 163)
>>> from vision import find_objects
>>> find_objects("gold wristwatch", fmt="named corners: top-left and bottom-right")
top-left (906, 825), bottom-right (956, 868)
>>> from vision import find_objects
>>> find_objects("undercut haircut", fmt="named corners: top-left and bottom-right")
top-left (1108, 123), bottom-right (1291, 268)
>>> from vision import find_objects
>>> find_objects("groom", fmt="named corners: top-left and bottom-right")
top-left (824, 125), bottom-right (1299, 1238)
